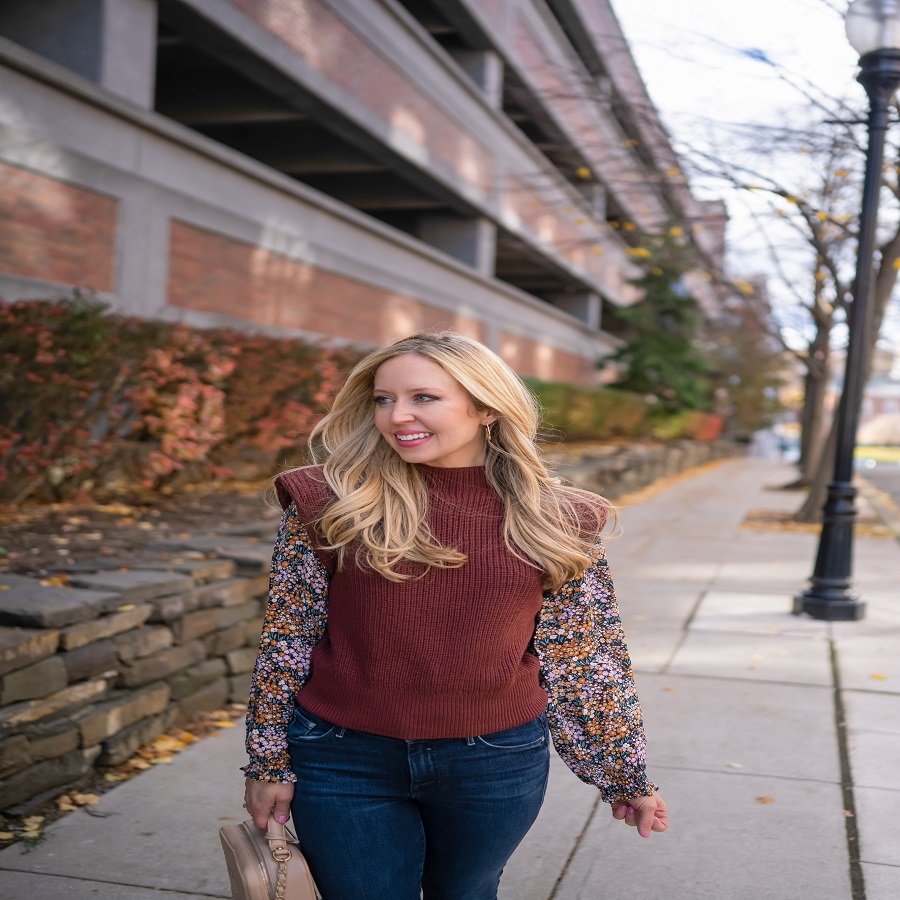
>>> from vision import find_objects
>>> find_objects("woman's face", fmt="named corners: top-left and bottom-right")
top-left (373, 354), bottom-right (495, 468)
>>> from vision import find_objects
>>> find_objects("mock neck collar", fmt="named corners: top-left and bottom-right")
top-left (418, 464), bottom-right (490, 489)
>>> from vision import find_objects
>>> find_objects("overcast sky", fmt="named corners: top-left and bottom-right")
top-left (608, 0), bottom-right (859, 141)
top-left (606, 0), bottom-right (900, 349)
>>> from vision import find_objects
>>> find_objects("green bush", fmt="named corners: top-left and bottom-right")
top-left (525, 379), bottom-right (651, 441)
top-left (525, 379), bottom-right (723, 443)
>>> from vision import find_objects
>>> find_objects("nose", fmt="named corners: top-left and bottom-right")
top-left (389, 401), bottom-right (415, 423)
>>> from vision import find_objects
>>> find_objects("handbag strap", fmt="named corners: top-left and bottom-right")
top-left (264, 815), bottom-right (300, 900)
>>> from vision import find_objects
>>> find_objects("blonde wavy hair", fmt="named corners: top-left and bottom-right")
top-left (304, 332), bottom-right (609, 591)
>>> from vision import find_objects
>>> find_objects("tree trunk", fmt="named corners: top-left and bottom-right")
top-left (786, 274), bottom-right (834, 490)
top-left (794, 415), bottom-right (838, 522)
top-left (797, 336), bottom-right (831, 483)
top-left (792, 230), bottom-right (900, 522)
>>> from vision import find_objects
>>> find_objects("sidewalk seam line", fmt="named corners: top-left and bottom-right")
top-left (0, 866), bottom-right (232, 897)
top-left (657, 588), bottom-right (710, 673)
top-left (546, 793), bottom-right (602, 900)
top-left (642, 670), bottom-right (832, 689)
top-left (648, 763), bottom-right (842, 786)
top-left (831, 638), bottom-right (866, 900)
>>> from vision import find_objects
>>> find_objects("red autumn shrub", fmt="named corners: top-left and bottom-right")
top-left (0, 298), bottom-right (357, 504)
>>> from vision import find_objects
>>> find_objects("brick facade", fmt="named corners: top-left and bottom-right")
top-left (230, 0), bottom-right (495, 191)
top-left (0, 0), bottom-right (676, 392)
top-left (500, 330), bottom-right (595, 384)
top-left (0, 161), bottom-right (117, 292)
top-left (167, 221), bottom-right (486, 345)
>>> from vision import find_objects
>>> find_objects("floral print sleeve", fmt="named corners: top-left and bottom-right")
top-left (243, 503), bottom-right (329, 783)
top-left (534, 539), bottom-right (658, 803)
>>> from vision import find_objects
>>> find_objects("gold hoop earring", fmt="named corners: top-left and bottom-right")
top-left (484, 423), bottom-right (494, 446)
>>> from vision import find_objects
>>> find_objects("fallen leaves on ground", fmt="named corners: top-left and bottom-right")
top-left (119, 713), bottom-right (239, 773)
top-left (1, 815), bottom-right (50, 845)
top-left (0, 704), bottom-right (247, 848)
top-left (742, 509), bottom-right (892, 538)
top-left (55, 792), bottom-right (101, 812)
top-left (755, 796), bottom-right (775, 805)
top-left (0, 482), bottom-right (276, 577)
top-left (39, 574), bottom-right (70, 587)
top-left (611, 459), bottom-right (733, 507)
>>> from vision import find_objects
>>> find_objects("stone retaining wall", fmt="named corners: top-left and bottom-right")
top-left (0, 526), bottom-right (275, 815)
top-left (547, 439), bottom-right (742, 499)
top-left (0, 440), bottom-right (742, 814)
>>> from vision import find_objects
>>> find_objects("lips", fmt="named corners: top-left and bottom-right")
top-left (395, 431), bottom-right (433, 444)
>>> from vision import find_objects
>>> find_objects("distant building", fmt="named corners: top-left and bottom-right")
top-left (826, 347), bottom-right (900, 443)
top-left (857, 349), bottom-right (900, 442)
top-left (0, 0), bottom-right (725, 384)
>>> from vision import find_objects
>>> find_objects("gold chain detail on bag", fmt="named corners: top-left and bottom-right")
top-left (273, 848), bottom-right (291, 900)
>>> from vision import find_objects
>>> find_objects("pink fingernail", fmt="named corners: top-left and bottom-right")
top-left (641, 830), bottom-right (650, 838)
top-left (277, 815), bottom-right (288, 824)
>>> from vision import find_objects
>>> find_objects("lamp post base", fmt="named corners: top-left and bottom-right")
top-left (793, 584), bottom-right (866, 620)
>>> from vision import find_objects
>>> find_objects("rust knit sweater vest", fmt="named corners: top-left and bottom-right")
top-left (275, 465), bottom-right (548, 739)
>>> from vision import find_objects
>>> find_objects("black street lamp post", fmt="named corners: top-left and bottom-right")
top-left (795, 0), bottom-right (900, 621)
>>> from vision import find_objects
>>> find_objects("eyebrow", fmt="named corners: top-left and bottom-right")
top-left (373, 386), bottom-right (439, 393)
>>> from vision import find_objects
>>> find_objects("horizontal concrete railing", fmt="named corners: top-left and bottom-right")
top-left (0, 440), bottom-right (742, 814)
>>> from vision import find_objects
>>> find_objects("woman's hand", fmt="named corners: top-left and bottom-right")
top-left (610, 791), bottom-right (668, 838)
top-left (244, 777), bottom-right (295, 830)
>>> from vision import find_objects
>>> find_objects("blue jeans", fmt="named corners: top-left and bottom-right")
top-left (287, 705), bottom-right (550, 900)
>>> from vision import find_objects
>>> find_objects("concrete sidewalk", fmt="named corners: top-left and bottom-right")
top-left (1, 458), bottom-right (898, 899)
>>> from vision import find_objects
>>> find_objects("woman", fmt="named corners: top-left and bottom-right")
top-left (243, 332), bottom-right (667, 899)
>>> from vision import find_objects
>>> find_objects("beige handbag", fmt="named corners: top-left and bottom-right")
top-left (219, 814), bottom-right (319, 900)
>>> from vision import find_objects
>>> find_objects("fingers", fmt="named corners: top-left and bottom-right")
top-left (244, 779), bottom-right (295, 830)
top-left (612, 793), bottom-right (668, 839)
top-left (273, 795), bottom-right (292, 826)
top-left (244, 786), bottom-right (271, 830)
top-left (634, 803), bottom-right (656, 839)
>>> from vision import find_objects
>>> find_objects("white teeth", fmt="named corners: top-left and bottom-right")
top-left (397, 433), bottom-right (431, 441)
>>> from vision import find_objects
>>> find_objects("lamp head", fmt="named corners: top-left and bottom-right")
top-left (846, 0), bottom-right (900, 56)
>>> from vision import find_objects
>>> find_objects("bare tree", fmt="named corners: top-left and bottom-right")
top-left (511, 30), bottom-right (900, 521)
top-left (688, 94), bottom-right (900, 513)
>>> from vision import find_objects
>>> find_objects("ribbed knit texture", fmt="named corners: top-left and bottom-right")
top-left (276, 465), bottom-right (548, 739)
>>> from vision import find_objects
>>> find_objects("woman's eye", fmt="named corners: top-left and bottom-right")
top-left (373, 396), bottom-right (392, 406)
top-left (414, 394), bottom-right (437, 403)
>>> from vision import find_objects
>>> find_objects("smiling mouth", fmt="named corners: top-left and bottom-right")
top-left (396, 432), bottom-right (433, 442)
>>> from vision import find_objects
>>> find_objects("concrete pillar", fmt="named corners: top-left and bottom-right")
top-left (0, 0), bottom-right (157, 107)
top-left (417, 215), bottom-right (497, 277)
top-left (447, 48), bottom-right (504, 109)
top-left (580, 182), bottom-right (607, 220)
top-left (550, 291), bottom-right (601, 330)
top-left (100, 0), bottom-right (157, 108)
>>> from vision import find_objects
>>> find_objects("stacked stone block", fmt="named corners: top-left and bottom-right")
top-left (0, 528), bottom-right (274, 814)
top-left (548, 440), bottom-right (742, 499)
